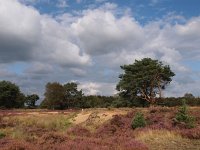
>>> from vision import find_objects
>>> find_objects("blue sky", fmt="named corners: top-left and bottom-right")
top-left (28, 0), bottom-right (200, 21)
top-left (0, 0), bottom-right (200, 98)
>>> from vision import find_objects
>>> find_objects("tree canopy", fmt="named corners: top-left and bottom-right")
top-left (25, 94), bottom-right (39, 108)
top-left (63, 82), bottom-right (83, 108)
top-left (116, 58), bottom-right (175, 104)
top-left (42, 82), bottom-right (83, 109)
top-left (0, 80), bottom-right (25, 108)
top-left (184, 93), bottom-right (195, 99)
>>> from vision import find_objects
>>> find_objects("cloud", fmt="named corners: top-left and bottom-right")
top-left (18, 0), bottom-right (37, 5)
top-left (76, 0), bottom-right (82, 4)
top-left (95, 0), bottom-right (108, 3)
top-left (69, 68), bottom-right (87, 77)
top-left (78, 82), bottom-right (116, 95)
top-left (0, 1), bottom-right (200, 98)
top-left (70, 5), bottom-right (186, 71)
top-left (71, 9), bottom-right (144, 56)
top-left (56, 0), bottom-right (68, 8)
top-left (0, 0), bottom-right (91, 67)
top-left (24, 62), bottom-right (54, 74)
top-left (0, 0), bottom-right (41, 63)
top-left (0, 67), bottom-right (16, 78)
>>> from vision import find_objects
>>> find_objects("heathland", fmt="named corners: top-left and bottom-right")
top-left (0, 107), bottom-right (200, 150)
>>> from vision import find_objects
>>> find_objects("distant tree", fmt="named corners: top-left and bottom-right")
top-left (0, 80), bottom-right (25, 108)
top-left (42, 82), bottom-right (83, 109)
top-left (25, 94), bottom-right (39, 108)
top-left (44, 82), bottom-right (65, 109)
top-left (63, 82), bottom-right (83, 108)
top-left (116, 58), bottom-right (175, 105)
top-left (15, 93), bottom-right (26, 108)
top-left (184, 93), bottom-right (195, 99)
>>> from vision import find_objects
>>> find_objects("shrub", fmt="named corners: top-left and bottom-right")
top-left (0, 132), bottom-right (6, 139)
top-left (175, 99), bottom-right (196, 128)
top-left (131, 112), bottom-right (146, 129)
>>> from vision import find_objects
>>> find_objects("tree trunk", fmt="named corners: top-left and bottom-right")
top-left (149, 98), bottom-right (156, 107)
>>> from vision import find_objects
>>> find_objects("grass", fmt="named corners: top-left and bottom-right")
top-left (136, 129), bottom-right (200, 150)
top-left (136, 129), bottom-right (182, 142)
top-left (0, 112), bottom-right (77, 141)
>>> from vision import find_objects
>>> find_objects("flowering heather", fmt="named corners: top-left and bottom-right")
top-left (0, 107), bottom-right (200, 149)
top-left (58, 136), bottom-right (148, 150)
top-left (0, 138), bottom-right (37, 150)
top-left (178, 127), bottom-right (200, 139)
top-left (67, 125), bottom-right (91, 137)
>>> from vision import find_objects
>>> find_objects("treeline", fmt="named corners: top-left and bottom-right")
top-left (157, 97), bottom-right (200, 107)
top-left (1, 80), bottom-right (200, 109)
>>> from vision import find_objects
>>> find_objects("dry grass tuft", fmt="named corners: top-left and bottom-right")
top-left (136, 129), bottom-right (200, 150)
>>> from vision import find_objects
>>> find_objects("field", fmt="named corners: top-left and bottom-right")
top-left (0, 107), bottom-right (200, 150)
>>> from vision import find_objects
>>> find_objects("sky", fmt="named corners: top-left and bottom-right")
top-left (0, 0), bottom-right (200, 99)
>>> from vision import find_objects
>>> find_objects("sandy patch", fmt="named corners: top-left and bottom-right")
top-left (71, 108), bottom-right (130, 125)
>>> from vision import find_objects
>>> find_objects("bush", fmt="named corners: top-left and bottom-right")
top-left (0, 132), bottom-right (6, 139)
top-left (131, 112), bottom-right (146, 129)
top-left (175, 99), bottom-right (196, 128)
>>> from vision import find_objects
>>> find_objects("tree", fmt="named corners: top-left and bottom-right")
top-left (44, 82), bottom-right (65, 109)
top-left (25, 94), bottom-right (39, 108)
top-left (42, 82), bottom-right (83, 109)
top-left (0, 80), bottom-right (25, 108)
top-left (63, 82), bottom-right (83, 108)
top-left (184, 93), bottom-right (195, 99)
top-left (175, 99), bottom-right (196, 128)
top-left (116, 58), bottom-right (175, 105)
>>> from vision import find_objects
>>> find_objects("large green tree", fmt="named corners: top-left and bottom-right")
top-left (116, 58), bottom-right (175, 104)
top-left (63, 82), bottom-right (83, 108)
top-left (44, 82), bottom-right (65, 109)
top-left (0, 80), bottom-right (25, 108)
top-left (42, 82), bottom-right (83, 109)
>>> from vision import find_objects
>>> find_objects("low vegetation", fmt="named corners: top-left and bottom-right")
top-left (0, 107), bottom-right (200, 149)
top-left (131, 112), bottom-right (146, 129)
top-left (175, 99), bottom-right (196, 128)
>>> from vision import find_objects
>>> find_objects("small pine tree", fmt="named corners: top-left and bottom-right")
top-left (175, 99), bottom-right (196, 128)
top-left (131, 112), bottom-right (146, 129)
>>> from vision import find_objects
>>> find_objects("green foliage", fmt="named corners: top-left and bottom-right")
top-left (131, 97), bottom-right (150, 107)
top-left (25, 94), bottom-right (39, 108)
top-left (117, 58), bottom-right (175, 104)
top-left (81, 95), bottom-right (116, 108)
top-left (0, 80), bottom-right (25, 108)
top-left (43, 82), bottom-right (65, 109)
top-left (131, 112), bottom-right (146, 129)
top-left (157, 97), bottom-right (200, 107)
top-left (175, 99), bottom-right (196, 128)
top-left (0, 131), bottom-right (6, 139)
top-left (63, 82), bottom-right (83, 108)
top-left (42, 82), bottom-right (83, 109)
top-left (184, 93), bottom-right (195, 99)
